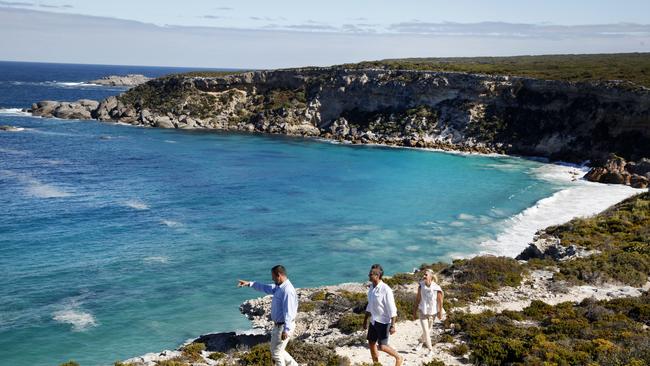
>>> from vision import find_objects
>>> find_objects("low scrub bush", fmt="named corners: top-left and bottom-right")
top-left (335, 313), bottom-right (366, 334)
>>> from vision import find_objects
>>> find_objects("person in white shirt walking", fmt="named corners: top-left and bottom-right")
top-left (362, 264), bottom-right (404, 366)
top-left (238, 265), bottom-right (298, 366)
top-left (412, 269), bottom-right (444, 354)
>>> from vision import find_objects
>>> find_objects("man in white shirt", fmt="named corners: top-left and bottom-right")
top-left (362, 264), bottom-right (403, 366)
top-left (238, 265), bottom-right (299, 366)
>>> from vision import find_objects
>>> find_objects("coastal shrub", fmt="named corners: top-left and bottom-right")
top-left (208, 351), bottom-right (226, 361)
top-left (449, 343), bottom-right (469, 356)
top-left (383, 272), bottom-right (418, 288)
top-left (443, 256), bottom-right (525, 305)
top-left (180, 342), bottom-right (205, 362)
top-left (566, 193), bottom-right (650, 286)
top-left (238, 343), bottom-right (272, 366)
top-left (422, 360), bottom-right (446, 366)
top-left (438, 333), bottom-right (454, 343)
top-left (299, 301), bottom-right (317, 312)
top-left (393, 291), bottom-right (417, 321)
top-left (338, 290), bottom-right (366, 308)
top-left (336, 313), bottom-right (366, 334)
top-left (310, 291), bottom-right (327, 301)
top-left (447, 294), bottom-right (650, 366)
top-left (59, 362), bottom-right (79, 366)
top-left (155, 359), bottom-right (189, 366)
top-left (286, 340), bottom-right (341, 366)
top-left (418, 261), bottom-right (450, 273)
top-left (556, 250), bottom-right (650, 286)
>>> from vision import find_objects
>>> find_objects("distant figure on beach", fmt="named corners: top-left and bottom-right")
top-left (238, 265), bottom-right (298, 366)
top-left (363, 264), bottom-right (404, 366)
top-left (413, 269), bottom-right (444, 354)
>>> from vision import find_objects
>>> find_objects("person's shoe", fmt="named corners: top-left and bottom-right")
top-left (414, 343), bottom-right (422, 351)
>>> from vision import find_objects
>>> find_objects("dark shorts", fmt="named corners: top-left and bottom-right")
top-left (367, 321), bottom-right (390, 346)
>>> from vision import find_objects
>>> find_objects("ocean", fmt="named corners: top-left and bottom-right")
top-left (0, 61), bottom-right (639, 366)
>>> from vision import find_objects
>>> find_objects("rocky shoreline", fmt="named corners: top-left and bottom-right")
top-left (24, 67), bottom-right (650, 188)
top-left (117, 230), bottom-right (650, 366)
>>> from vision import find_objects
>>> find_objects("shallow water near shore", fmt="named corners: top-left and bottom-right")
top-left (0, 62), bottom-right (639, 366)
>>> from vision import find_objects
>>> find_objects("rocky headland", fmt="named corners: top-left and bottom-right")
top-left (27, 68), bottom-right (650, 188)
top-left (89, 74), bottom-right (151, 87)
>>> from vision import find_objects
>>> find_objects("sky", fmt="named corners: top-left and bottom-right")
top-left (1, 0), bottom-right (649, 68)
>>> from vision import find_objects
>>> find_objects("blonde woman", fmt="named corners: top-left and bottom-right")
top-left (412, 269), bottom-right (443, 354)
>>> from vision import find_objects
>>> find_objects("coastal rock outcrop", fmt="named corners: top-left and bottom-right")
top-left (515, 233), bottom-right (600, 261)
top-left (28, 99), bottom-right (99, 119)
top-left (585, 155), bottom-right (650, 188)
top-left (27, 68), bottom-right (650, 187)
top-left (89, 74), bottom-right (151, 87)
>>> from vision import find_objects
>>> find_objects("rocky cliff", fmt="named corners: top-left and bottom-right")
top-left (28, 68), bottom-right (650, 187)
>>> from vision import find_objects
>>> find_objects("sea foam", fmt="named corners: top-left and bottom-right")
top-left (0, 170), bottom-right (72, 198)
top-left (122, 199), bottom-right (149, 210)
top-left (480, 163), bottom-right (644, 257)
top-left (52, 308), bottom-right (97, 332)
top-left (0, 108), bottom-right (32, 117)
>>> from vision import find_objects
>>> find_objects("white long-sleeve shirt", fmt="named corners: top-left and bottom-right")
top-left (366, 281), bottom-right (397, 325)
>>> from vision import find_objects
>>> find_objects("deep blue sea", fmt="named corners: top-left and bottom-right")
top-left (0, 61), bottom-right (571, 365)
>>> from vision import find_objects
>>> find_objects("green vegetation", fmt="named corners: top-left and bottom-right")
top-left (59, 362), bottom-right (79, 366)
top-left (310, 290), bottom-right (327, 301)
top-left (448, 294), bottom-right (650, 366)
top-left (340, 53), bottom-right (650, 88)
top-left (238, 343), bottom-right (272, 366)
top-left (263, 88), bottom-right (307, 110)
top-left (155, 359), bottom-right (189, 366)
top-left (547, 192), bottom-right (650, 286)
top-left (449, 343), bottom-right (469, 357)
top-left (208, 351), bottom-right (226, 361)
top-left (382, 272), bottom-right (418, 288)
top-left (443, 256), bottom-right (525, 306)
top-left (237, 341), bottom-right (340, 366)
top-left (336, 313), bottom-right (366, 334)
top-left (298, 301), bottom-right (317, 312)
top-left (180, 342), bottom-right (205, 362)
top-left (119, 79), bottom-right (218, 119)
top-left (422, 360), bottom-right (446, 366)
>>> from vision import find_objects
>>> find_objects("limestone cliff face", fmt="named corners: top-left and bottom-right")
top-left (28, 68), bottom-right (650, 187)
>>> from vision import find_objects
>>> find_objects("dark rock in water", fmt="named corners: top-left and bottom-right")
top-left (0, 125), bottom-right (24, 131)
top-left (194, 332), bottom-right (270, 352)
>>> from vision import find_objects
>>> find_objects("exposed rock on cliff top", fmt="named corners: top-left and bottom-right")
top-left (89, 74), bottom-right (151, 87)
top-left (28, 68), bottom-right (650, 187)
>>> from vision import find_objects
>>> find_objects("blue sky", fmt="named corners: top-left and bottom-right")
top-left (1, 1), bottom-right (649, 68)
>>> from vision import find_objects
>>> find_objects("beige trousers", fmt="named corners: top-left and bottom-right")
top-left (418, 311), bottom-right (435, 350)
top-left (270, 324), bottom-right (298, 366)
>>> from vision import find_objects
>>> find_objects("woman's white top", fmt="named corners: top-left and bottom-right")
top-left (418, 280), bottom-right (443, 315)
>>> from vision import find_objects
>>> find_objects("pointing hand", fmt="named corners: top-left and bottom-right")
top-left (237, 280), bottom-right (250, 288)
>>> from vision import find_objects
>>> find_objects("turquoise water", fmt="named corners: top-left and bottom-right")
top-left (0, 62), bottom-right (566, 366)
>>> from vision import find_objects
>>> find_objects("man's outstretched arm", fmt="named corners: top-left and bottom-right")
top-left (237, 279), bottom-right (275, 294)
